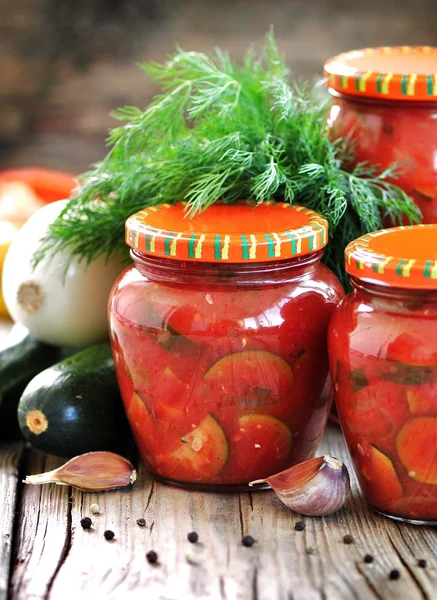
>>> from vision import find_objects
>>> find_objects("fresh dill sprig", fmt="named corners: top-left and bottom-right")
top-left (35, 30), bottom-right (421, 287)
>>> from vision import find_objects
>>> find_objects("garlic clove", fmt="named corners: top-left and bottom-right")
top-left (250, 455), bottom-right (350, 517)
top-left (23, 451), bottom-right (136, 492)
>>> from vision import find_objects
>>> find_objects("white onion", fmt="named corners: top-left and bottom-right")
top-left (2, 200), bottom-right (125, 347)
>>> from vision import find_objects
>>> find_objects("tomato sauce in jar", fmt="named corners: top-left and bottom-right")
top-left (109, 201), bottom-right (343, 490)
top-left (324, 46), bottom-right (437, 223)
top-left (328, 224), bottom-right (437, 524)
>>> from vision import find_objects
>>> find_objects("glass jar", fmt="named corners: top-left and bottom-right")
top-left (328, 224), bottom-right (437, 524)
top-left (324, 46), bottom-right (437, 223)
top-left (109, 201), bottom-right (343, 490)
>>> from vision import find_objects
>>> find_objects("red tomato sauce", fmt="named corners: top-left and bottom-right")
top-left (328, 95), bottom-right (437, 224)
top-left (329, 284), bottom-right (437, 522)
top-left (109, 256), bottom-right (343, 489)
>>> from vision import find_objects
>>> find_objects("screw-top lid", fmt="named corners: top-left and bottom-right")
top-left (125, 201), bottom-right (328, 263)
top-left (345, 224), bottom-right (437, 289)
top-left (324, 46), bottom-right (437, 101)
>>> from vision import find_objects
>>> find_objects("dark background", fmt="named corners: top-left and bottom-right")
top-left (2, 0), bottom-right (437, 175)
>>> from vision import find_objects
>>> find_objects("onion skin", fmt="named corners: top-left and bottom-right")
top-left (251, 455), bottom-right (351, 517)
top-left (2, 200), bottom-right (126, 347)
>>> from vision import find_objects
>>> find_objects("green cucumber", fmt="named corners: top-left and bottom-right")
top-left (349, 368), bottom-right (369, 392)
top-left (0, 325), bottom-right (62, 440)
top-left (17, 342), bottom-right (131, 457)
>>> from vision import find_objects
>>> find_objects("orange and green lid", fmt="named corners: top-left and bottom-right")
top-left (324, 46), bottom-right (437, 101)
top-left (125, 201), bottom-right (328, 263)
top-left (345, 224), bottom-right (437, 289)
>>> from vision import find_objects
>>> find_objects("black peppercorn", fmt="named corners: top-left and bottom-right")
top-left (389, 569), bottom-right (400, 580)
top-left (364, 554), bottom-right (374, 564)
top-left (242, 535), bottom-right (255, 547)
top-left (136, 518), bottom-right (146, 528)
top-left (343, 534), bottom-right (354, 545)
top-left (80, 517), bottom-right (92, 530)
top-left (187, 531), bottom-right (199, 544)
top-left (146, 550), bottom-right (158, 564)
top-left (418, 559), bottom-right (427, 568)
top-left (294, 521), bottom-right (305, 531)
top-left (104, 530), bottom-right (115, 541)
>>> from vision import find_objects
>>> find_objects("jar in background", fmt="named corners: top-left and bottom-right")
top-left (109, 201), bottom-right (343, 490)
top-left (324, 46), bottom-right (437, 223)
top-left (328, 224), bottom-right (437, 524)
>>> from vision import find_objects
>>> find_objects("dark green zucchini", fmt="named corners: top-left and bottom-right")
top-left (17, 342), bottom-right (132, 457)
top-left (0, 325), bottom-right (62, 440)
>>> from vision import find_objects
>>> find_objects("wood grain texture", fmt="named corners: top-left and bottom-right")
top-left (9, 451), bottom-right (70, 600)
top-left (5, 426), bottom-right (435, 600)
top-left (0, 443), bottom-right (23, 600)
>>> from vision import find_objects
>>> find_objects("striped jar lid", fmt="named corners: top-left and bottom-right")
top-left (345, 224), bottom-right (437, 289)
top-left (324, 46), bottom-right (437, 101)
top-left (125, 201), bottom-right (328, 263)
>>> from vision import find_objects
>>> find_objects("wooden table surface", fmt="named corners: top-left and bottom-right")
top-left (1, 424), bottom-right (436, 600)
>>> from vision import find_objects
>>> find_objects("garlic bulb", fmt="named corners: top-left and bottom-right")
top-left (2, 200), bottom-right (125, 347)
top-left (24, 451), bottom-right (136, 491)
top-left (250, 455), bottom-right (351, 517)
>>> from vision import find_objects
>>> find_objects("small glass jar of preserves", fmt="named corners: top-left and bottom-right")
top-left (328, 224), bottom-right (437, 524)
top-left (109, 201), bottom-right (343, 490)
top-left (324, 46), bottom-right (437, 223)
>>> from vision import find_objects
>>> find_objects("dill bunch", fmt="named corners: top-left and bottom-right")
top-left (36, 31), bottom-right (421, 287)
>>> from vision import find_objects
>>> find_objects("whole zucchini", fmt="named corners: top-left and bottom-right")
top-left (0, 325), bottom-right (62, 439)
top-left (17, 342), bottom-right (132, 457)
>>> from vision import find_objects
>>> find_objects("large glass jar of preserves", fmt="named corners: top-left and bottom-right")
top-left (324, 46), bottom-right (437, 223)
top-left (109, 201), bottom-right (343, 490)
top-left (328, 224), bottom-right (437, 524)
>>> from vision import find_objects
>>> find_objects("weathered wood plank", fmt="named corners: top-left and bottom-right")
top-left (0, 443), bottom-right (23, 600)
top-left (49, 460), bottom-right (250, 599)
top-left (32, 426), bottom-right (437, 600)
top-left (320, 429), bottom-right (437, 600)
top-left (7, 426), bottom-right (437, 600)
top-left (9, 451), bottom-right (70, 600)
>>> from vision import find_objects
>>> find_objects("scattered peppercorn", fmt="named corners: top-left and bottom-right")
top-left (418, 559), bottom-right (427, 569)
top-left (136, 518), bottom-right (146, 528)
top-left (187, 531), bottom-right (199, 544)
top-left (185, 552), bottom-right (200, 566)
top-left (294, 521), bottom-right (305, 531)
top-left (364, 554), bottom-right (374, 564)
top-left (306, 546), bottom-right (317, 555)
top-left (242, 535), bottom-right (255, 547)
top-left (80, 517), bottom-right (92, 530)
top-left (389, 569), bottom-right (400, 580)
top-left (343, 534), bottom-right (354, 545)
top-left (104, 530), bottom-right (115, 541)
top-left (146, 550), bottom-right (158, 564)
top-left (90, 503), bottom-right (101, 515)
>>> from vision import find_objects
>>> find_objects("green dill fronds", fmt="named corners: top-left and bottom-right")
top-left (35, 31), bottom-right (421, 287)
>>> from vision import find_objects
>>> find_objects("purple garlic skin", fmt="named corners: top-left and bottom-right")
top-left (251, 455), bottom-right (351, 517)
top-left (24, 451), bottom-right (137, 492)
